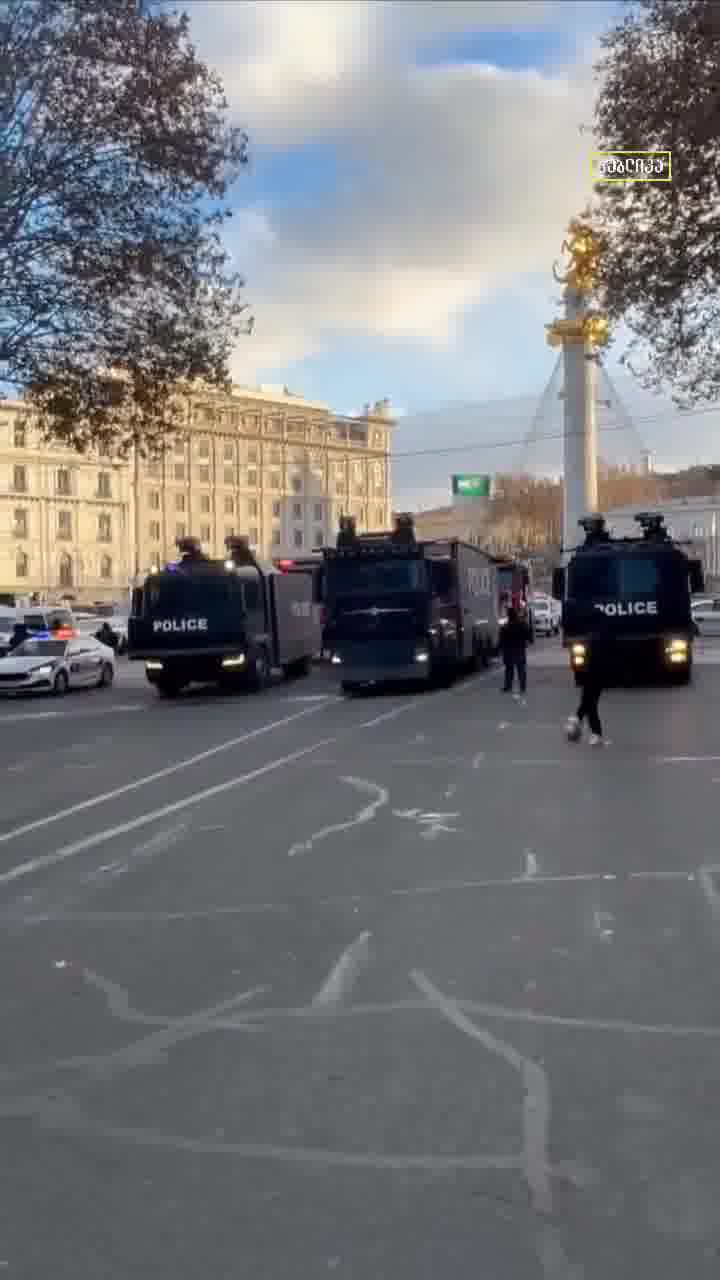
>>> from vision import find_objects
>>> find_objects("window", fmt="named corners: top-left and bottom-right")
top-left (13, 509), bottom-right (27, 538)
top-left (249, 526), bottom-right (259, 545)
top-left (58, 553), bottom-right (73, 589)
top-left (335, 480), bottom-right (346, 495)
top-left (175, 522), bottom-right (186, 539)
top-left (248, 446), bottom-right (258, 464)
top-left (272, 501), bottom-right (281, 518)
top-left (272, 529), bottom-right (281, 546)
top-left (224, 495), bottom-right (234, 515)
top-left (97, 471), bottom-right (112, 499)
top-left (376, 506), bottom-right (385, 525)
top-left (223, 467), bottom-right (234, 486)
top-left (149, 521), bottom-right (160, 541)
top-left (56, 468), bottom-right (71, 495)
top-left (223, 442), bottom-right (234, 462)
top-left (13, 465), bottom-right (27, 492)
top-left (225, 525), bottom-right (235, 540)
top-left (200, 494), bottom-right (210, 514)
top-left (100, 554), bottom-right (112, 580)
top-left (57, 510), bottom-right (72, 540)
top-left (149, 491), bottom-right (160, 510)
top-left (314, 529), bottom-right (324, 548)
top-left (249, 499), bottom-right (258, 517)
top-left (200, 524), bottom-right (211, 543)
top-left (199, 466), bottom-right (210, 484)
top-left (269, 471), bottom-right (280, 489)
top-left (291, 475), bottom-right (302, 494)
top-left (269, 448), bottom-right (281, 464)
top-left (15, 549), bottom-right (28, 578)
top-left (293, 529), bottom-right (303, 549)
top-left (314, 503), bottom-right (323, 522)
top-left (147, 461), bottom-right (161, 479)
top-left (98, 513), bottom-right (112, 542)
top-left (247, 469), bottom-right (258, 487)
top-left (174, 439), bottom-right (186, 457)
top-left (175, 493), bottom-right (185, 512)
top-left (293, 502), bottom-right (302, 520)
top-left (13, 423), bottom-right (26, 448)
top-left (174, 463), bottom-right (185, 481)
top-left (198, 438), bottom-right (210, 458)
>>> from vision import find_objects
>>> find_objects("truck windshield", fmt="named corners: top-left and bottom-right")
top-left (142, 574), bottom-right (243, 616)
top-left (568, 555), bottom-right (678, 598)
top-left (326, 558), bottom-right (426, 596)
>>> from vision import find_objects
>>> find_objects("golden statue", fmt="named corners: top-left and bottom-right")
top-left (552, 212), bottom-right (604, 295)
top-left (545, 209), bottom-right (610, 349)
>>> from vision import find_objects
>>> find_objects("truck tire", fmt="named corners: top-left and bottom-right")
top-left (283, 655), bottom-right (311, 680)
top-left (246, 646), bottom-right (270, 692)
top-left (155, 677), bottom-right (183, 698)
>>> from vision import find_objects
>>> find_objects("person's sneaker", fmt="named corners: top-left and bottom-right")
top-left (589, 734), bottom-right (605, 747)
top-left (566, 715), bottom-right (582, 742)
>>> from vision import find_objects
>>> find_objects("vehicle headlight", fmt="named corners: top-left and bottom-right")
top-left (571, 643), bottom-right (586, 657)
top-left (221, 654), bottom-right (245, 668)
top-left (668, 638), bottom-right (688, 652)
top-left (414, 649), bottom-right (430, 663)
top-left (34, 664), bottom-right (54, 677)
top-left (145, 660), bottom-right (164, 671)
top-left (330, 653), bottom-right (342, 665)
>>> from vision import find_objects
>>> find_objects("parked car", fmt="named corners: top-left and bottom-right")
top-left (0, 609), bottom-right (17, 658)
top-left (0, 634), bottom-right (115, 696)
top-left (691, 596), bottom-right (720, 635)
top-left (530, 597), bottom-right (560, 636)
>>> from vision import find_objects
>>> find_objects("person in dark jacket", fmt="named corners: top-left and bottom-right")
top-left (499, 606), bottom-right (532, 697)
top-left (95, 621), bottom-right (118, 652)
top-left (566, 625), bottom-right (615, 746)
top-left (9, 622), bottom-right (28, 651)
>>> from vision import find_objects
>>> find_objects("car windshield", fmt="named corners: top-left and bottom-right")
top-left (13, 640), bottom-right (67, 658)
top-left (568, 554), bottom-right (683, 598)
top-left (327, 558), bottom-right (426, 596)
top-left (142, 573), bottom-right (243, 616)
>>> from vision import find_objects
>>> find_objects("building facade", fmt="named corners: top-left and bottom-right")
top-left (605, 496), bottom-right (720, 581)
top-left (0, 386), bottom-right (393, 603)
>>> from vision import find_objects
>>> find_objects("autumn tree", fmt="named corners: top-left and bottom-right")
top-left (0, 0), bottom-right (250, 453)
top-left (593, 0), bottom-right (720, 405)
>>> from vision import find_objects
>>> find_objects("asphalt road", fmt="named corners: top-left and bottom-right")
top-left (2, 644), bottom-right (720, 1278)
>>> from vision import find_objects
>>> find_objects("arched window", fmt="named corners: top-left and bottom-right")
top-left (100, 554), bottom-right (112, 580)
top-left (16, 549), bottom-right (29, 579)
top-left (59, 553), bottom-right (73, 589)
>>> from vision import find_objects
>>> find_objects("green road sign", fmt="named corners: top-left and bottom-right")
top-left (452, 474), bottom-right (491, 499)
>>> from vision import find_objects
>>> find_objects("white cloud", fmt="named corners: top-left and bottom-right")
top-left (189, 1), bottom-right (604, 382)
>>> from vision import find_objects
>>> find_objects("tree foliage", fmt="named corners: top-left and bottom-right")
top-left (593, 0), bottom-right (720, 405)
top-left (0, 0), bottom-right (250, 453)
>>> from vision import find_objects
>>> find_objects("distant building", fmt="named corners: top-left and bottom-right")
top-left (605, 496), bottom-right (720, 578)
top-left (0, 388), bottom-right (394, 602)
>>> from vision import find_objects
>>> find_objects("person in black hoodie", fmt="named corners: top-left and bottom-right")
top-left (566, 623), bottom-right (615, 746)
top-left (499, 606), bottom-right (532, 697)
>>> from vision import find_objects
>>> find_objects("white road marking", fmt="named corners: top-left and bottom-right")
top-left (411, 972), bottom-right (576, 1277)
top-left (0, 736), bottom-right (337, 886)
top-left (0, 703), bottom-right (330, 849)
top-left (284, 695), bottom-right (336, 702)
top-left (288, 778), bottom-right (388, 857)
top-left (131, 823), bottom-right (188, 859)
top-left (0, 705), bottom-right (141, 723)
top-left (592, 910), bottom-right (615, 941)
top-left (657, 756), bottom-right (720, 763)
top-left (312, 932), bottom-right (371, 1008)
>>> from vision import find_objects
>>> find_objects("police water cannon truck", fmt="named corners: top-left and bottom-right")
top-left (128, 535), bottom-right (318, 697)
top-left (323, 513), bottom-right (500, 694)
top-left (552, 512), bottom-right (704, 684)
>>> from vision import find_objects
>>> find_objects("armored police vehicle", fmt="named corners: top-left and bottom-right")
top-left (323, 514), bottom-right (499, 694)
top-left (553, 512), bottom-right (704, 684)
top-left (128, 536), bottom-right (318, 697)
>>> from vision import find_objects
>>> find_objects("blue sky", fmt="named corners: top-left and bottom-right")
top-left (184, 0), bottom-right (707, 503)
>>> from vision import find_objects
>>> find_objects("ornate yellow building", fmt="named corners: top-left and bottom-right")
top-left (0, 385), bottom-right (393, 602)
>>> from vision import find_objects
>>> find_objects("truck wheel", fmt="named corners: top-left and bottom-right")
top-left (246, 647), bottom-right (270, 692)
top-left (573, 670), bottom-right (583, 687)
top-left (155, 677), bottom-right (183, 698)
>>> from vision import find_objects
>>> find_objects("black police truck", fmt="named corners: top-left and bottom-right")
top-left (553, 512), bottom-right (704, 684)
top-left (128, 536), bottom-right (319, 696)
top-left (323, 513), bottom-right (500, 694)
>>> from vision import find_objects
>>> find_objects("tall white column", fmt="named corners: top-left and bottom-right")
top-left (561, 287), bottom-right (598, 561)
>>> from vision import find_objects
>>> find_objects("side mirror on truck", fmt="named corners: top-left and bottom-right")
top-left (689, 560), bottom-right (705, 595)
top-left (551, 568), bottom-right (565, 601)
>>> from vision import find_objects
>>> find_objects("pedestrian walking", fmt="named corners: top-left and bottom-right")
top-left (566, 625), bottom-right (615, 746)
top-left (499, 606), bottom-right (532, 700)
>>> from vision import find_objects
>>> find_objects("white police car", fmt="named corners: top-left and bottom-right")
top-left (0, 633), bottom-right (115, 697)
